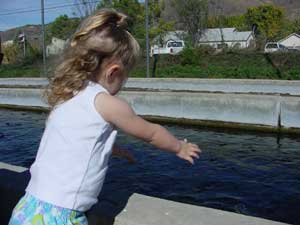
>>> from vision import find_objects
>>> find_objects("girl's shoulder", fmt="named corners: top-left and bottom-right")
top-left (94, 93), bottom-right (132, 124)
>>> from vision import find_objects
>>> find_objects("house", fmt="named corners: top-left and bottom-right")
top-left (278, 33), bottom-right (300, 49)
top-left (199, 28), bottom-right (255, 49)
top-left (2, 40), bottom-right (13, 47)
top-left (46, 37), bottom-right (67, 56)
top-left (152, 28), bottom-right (255, 50)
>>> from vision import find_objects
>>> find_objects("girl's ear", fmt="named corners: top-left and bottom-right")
top-left (106, 64), bottom-right (121, 83)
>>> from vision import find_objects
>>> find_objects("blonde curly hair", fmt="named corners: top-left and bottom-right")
top-left (45, 9), bottom-right (140, 108)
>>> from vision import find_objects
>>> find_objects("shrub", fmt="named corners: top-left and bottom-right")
top-left (180, 46), bottom-right (199, 65)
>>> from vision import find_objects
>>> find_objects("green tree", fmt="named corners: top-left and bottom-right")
top-left (149, 0), bottom-right (174, 45)
top-left (225, 15), bottom-right (248, 30)
top-left (276, 18), bottom-right (300, 40)
top-left (208, 15), bottom-right (247, 30)
top-left (172, 0), bottom-right (208, 46)
top-left (292, 19), bottom-right (300, 34)
top-left (97, 0), bottom-right (174, 42)
top-left (245, 4), bottom-right (285, 40)
top-left (2, 44), bottom-right (21, 64)
top-left (275, 19), bottom-right (294, 40)
top-left (49, 15), bottom-right (80, 41)
top-left (97, 0), bottom-right (144, 37)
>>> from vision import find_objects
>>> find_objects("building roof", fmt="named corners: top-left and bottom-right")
top-left (152, 28), bottom-right (253, 44)
top-left (278, 33), bottom-right (300, 43)
top-left (199, 28), bottom-right (253, 43)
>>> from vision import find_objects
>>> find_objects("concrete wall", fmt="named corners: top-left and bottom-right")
top-left (1, 78), bottom-right (300, 96)
top-left (0, 88), bottom-right (47, 107)
top-left (281, 96), bottom-right (300, 128)
top-left (121, 91), bottom-right (281, 127)
top-left (1, 87), bottom-right (300, 131)
top-left (0, 78), bottom-right (299, 131)
top-left (0, 163), bottom-right (289, 225)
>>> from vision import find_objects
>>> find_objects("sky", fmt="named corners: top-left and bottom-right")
top-left (0, 0), bottom-right (79, 31)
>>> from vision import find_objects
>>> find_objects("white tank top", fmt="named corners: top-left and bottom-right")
top-left (26, 80), bottom-right (117, 211)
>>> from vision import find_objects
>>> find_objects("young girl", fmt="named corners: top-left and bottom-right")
top-left (9, 9), bottom-right (201, 225)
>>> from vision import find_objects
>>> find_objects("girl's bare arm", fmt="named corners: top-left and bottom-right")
top-left (95, 93), bottom-right (201, 164)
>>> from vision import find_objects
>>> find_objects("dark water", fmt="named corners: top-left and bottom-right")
top-left (0, 109), bottom-right (300, 224)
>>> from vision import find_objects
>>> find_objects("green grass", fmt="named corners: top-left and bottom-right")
top-left (131, 52), bottom-right (300, 80)
top-left (1, 51), bottom-right (300, 80)
top-left (0, 64), bottom-right (41, 77)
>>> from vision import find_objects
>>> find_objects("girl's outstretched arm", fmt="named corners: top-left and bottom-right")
top-left (95, 93), bottom-right (201, 164)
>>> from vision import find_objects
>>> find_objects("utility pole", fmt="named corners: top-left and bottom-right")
top-left (41, 0), bottom-right (46, 76)
top-left (145, 0), bottom-right (150, 78)
top-left (0, 33), bottom-right (3, 65)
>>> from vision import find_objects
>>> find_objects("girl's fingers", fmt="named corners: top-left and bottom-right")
top-left (188, 143), bottom-right (201, 152)
top-left (190, 152), bottom-right (200, 159)
top-left (192, 146), bottom-right (201, 153)
top-left (190, 143), bottom-right (198, 148)
top-left (187, 156), bottom-right (194, 165)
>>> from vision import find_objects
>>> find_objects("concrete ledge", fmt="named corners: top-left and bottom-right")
top-left (0, 78), bottom-right (48, 88)
top-left (108, 194), bottom-right (288, 225)
top-left (1, 78), bottom-right (300, 96)
top-left (126, 78), bottom-right (300, 96)
top-left (0, 162), bottom-right (27, 173)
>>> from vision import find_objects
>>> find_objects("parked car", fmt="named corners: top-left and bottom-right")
top-left (264, 42), bottom-right (288, 53)
top-left (150, 40), bottom-right (185, 57)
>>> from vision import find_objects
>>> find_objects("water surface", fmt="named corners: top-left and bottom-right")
top-left (0, 109), bottom-right (299, 224)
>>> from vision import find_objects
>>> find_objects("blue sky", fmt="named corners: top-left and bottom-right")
top-left (0, 0), bottom-right (145, 31)
top-left (0, 0), bottom-right (79, 31)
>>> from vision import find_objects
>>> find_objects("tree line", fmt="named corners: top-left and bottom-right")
top-left (48, 1), bottom-right (300, 46)
top-left (3, 0), bottom-right (300, 65)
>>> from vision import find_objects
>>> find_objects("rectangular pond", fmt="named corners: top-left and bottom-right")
top-left (0, 109), bottom-right (299, 224)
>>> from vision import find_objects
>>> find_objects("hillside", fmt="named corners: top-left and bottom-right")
top-left (1, 0), bottom-right (300, 43)
top-left (162, 0), bottom-right (300, 21)
top-left (0, 25), bottom-right (42, 41)
top-left (0, 24), bottom-right (43, 46)
top-left (208, 0), bottom-right (300, 19)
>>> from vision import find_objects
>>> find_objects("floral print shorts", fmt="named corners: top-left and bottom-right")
top-left (8, 193), bottom-right (88, 225)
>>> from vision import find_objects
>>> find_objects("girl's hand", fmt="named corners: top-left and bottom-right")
top-left (176, 139), bottom-right (201, 164)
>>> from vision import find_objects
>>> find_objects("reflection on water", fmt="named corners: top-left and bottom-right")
top-left (0, 109), bottom-right (299, 224)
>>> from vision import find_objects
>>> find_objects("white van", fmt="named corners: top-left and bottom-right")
top-left (150, 40), bottom-right (185, 57)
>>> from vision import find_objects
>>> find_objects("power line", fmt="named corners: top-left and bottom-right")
top-left (0, 1), bottom-right (95, 14)
top-left (0, 1), bottom-right (101, 17)
top-left (0, 2), bottom-right (73, 13)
